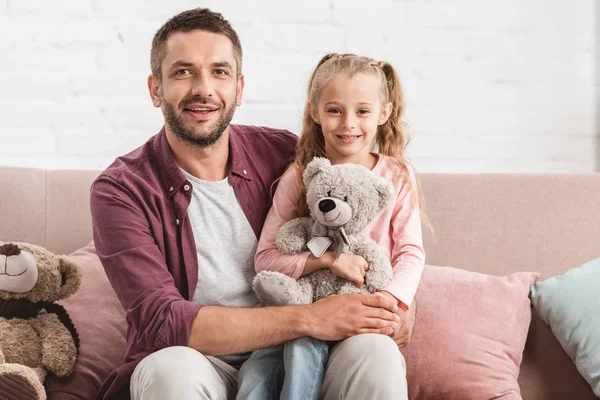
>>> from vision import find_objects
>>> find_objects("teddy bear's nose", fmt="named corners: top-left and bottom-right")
top-left (319, 199), bottom-right (336, 213)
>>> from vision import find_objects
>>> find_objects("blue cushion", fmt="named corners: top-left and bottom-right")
top-left (529, 258), bottom-right (600, 396)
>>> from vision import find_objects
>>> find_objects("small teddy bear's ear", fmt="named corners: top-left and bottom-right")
top-left (374, 177), bottom-right (395, 212)
top-left (57, 256), bottom-right (83, 299)
top-left (303, 157), bottom-right (331, 188)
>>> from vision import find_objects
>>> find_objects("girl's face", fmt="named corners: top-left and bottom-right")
top-left (310, 73), bottom-right (392, 167)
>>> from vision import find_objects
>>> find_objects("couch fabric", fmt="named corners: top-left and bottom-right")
top-left (1, 166), bottom-right (599, 399)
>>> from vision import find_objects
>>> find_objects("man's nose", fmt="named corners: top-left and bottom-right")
top-left (191, 73), bottom-right (215, 98)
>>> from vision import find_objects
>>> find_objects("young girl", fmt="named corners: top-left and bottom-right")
top-left (237, 53), bottom-right (425, 400)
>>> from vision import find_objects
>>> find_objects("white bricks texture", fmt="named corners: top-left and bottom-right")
top-left (0, 0), bottom-right (597, 172)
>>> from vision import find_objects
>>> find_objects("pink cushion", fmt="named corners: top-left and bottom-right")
top-left (401, 265), bottom-right (538, 399)
top-left (45, 242), bottom-right (126, 400)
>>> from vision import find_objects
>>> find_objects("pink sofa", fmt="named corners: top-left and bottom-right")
top-left (0, 166), bottom-right (598, 399)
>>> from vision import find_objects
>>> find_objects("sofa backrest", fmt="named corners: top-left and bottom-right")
top-left (0, 167), bottom-right (99, 255)
top-left (421, 173), bottom-right (600, 280)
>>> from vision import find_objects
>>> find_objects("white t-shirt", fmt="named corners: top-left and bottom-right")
top-left (182, 169), bottom-right (260, 367)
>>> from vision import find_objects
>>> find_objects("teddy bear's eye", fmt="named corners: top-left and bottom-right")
top-left (344, 196), bottom-right (348, 202)
top-left (327, 191), bottom-right (332, 197)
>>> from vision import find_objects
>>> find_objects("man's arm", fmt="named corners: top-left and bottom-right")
top-left (188, 292), bottom-right (400, 355)
top-left (91, 176), bottom-right (202, 352)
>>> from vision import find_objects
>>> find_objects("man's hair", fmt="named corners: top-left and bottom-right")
top-left (150, 8), bottom-right (242, 80)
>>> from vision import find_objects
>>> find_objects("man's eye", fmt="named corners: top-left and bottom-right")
top-left (215, 69), bottom-right (229, 75)
top-left (174, 69), bottom-right (190, 76)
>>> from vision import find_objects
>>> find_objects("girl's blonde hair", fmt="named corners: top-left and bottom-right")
top-left (294, 53), bottom-right (426, 218)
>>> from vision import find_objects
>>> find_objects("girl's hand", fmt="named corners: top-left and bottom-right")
top-left (379, 291), bottom-right (417, 348)
top-left (330, 253), bottom-right (369, 287)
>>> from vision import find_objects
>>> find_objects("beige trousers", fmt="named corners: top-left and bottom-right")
top-left (131, 334), bottom-right (408, 400)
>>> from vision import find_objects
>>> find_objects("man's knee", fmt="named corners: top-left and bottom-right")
top-left (340, 334), bottom-right (405, 374)
top-left (131, 346), bottom-right (230, 400)
top-left (323, 334), bottom-right (407, 399)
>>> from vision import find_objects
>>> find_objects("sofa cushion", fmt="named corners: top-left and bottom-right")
top-left (45, 242), bottom-right (126, 400)
top-left (529, 257), bottom-right (600, 396)
top-left (401, 265), bottom-right (538, 399)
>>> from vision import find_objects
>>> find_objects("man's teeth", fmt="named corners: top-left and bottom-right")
top-left (189, 107), bottom-right (213, 111)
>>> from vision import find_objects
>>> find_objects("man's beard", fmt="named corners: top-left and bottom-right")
top-left (161, 94), bottom-right (236, 148)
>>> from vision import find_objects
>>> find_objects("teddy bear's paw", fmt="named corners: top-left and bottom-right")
top-left (253, 271), bottom-right (308, 306)
top-left (0, 363), bottom-right (46, 400)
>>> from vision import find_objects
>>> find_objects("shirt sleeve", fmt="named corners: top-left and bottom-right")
top-left (90, 176), bottom-right (202, 353)
top-left (382, 168), bottom-right (426, 310)
top-left (254, 168), bottom-right (311, 279)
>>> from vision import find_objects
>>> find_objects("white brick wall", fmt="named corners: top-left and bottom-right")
top-left (0, 0), bottom-right (597, 172)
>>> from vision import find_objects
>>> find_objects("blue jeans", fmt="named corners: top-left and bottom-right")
top-left (236, 336), bottom-right (330, 400)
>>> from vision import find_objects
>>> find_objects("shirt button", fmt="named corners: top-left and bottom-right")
top-left (243, 170), bottom-right (248, 175)
top-left (175, 219), bottom-right (180, 225)
top-left (184, 184), bottom-right (190, 191)
top-left (169, 186), bottom-right (174, 192)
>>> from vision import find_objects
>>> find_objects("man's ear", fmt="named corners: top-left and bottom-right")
top-left (236, 73), bottom-right (245, 107)
top-left (308, 101), bottom-right (320, 124)
top-left (148, 74), bottom-right (161, 108)
top-left (378, 102), bottom-right (393, 125)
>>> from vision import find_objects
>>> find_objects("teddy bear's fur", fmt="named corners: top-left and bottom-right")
top-left (253, 157), bottom-right (395, 306)
top-left (0, 242), bottom-right (82, 400)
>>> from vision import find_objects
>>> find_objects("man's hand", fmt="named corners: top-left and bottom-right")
top-left (379, 291), bottom-right (417, 348)
top-left (329, 253), bottom-right (369, 287)
top-left (305, 292), bottom-right (400, 341)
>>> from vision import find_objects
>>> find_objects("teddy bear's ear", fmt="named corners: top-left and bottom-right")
top-left (303, 157), bottom-right (331, 188)
top-left (57, 256), bottom-right (83, 299)
top-left (374, 178), bottom-right (395, 212)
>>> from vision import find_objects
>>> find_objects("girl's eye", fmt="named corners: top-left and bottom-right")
top-left (358, 109), bottom-right (370, 115)
top-left (327, 191), bottom-right (332, 197)
top-left (327, 108), bottom-right (341, 114)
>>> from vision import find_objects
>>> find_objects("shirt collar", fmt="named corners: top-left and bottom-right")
top-left (153, 127), bottom-right (188, 199)
top-left (228, 125), bottom-right (252, 182)
top-left (153, 125), bottom-right (252, 199)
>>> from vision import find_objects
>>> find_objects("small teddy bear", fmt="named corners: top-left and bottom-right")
top-left (253, 157), bottom-right (395, 306)
top-left (0, 242), bottom-right (82, 400)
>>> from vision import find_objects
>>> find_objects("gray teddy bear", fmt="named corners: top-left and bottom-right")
top-left (253, 157), bottom-right (395, 306)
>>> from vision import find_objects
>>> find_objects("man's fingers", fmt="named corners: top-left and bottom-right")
top-left (365, 307), bottom-right (399, 322)
top-left (358, 327), bottom-right (395, 336)
top-left (362, 317), bottom-right (399, 331)
top-left (361, 293), bottom-right (398, 313)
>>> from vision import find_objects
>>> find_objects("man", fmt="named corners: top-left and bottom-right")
top-left (90, 8), bottom-right (416, 400)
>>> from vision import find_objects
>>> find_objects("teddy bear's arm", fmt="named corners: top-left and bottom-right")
top-left (30, 313), bottom-right (77, 377)
top-left (275, 217), bottom-right (314, 255)
top-left (350, 237), bottom-right (393, 293)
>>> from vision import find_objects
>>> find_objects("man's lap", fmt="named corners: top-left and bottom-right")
top-left (131, 334), bottom-right (407, 400)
